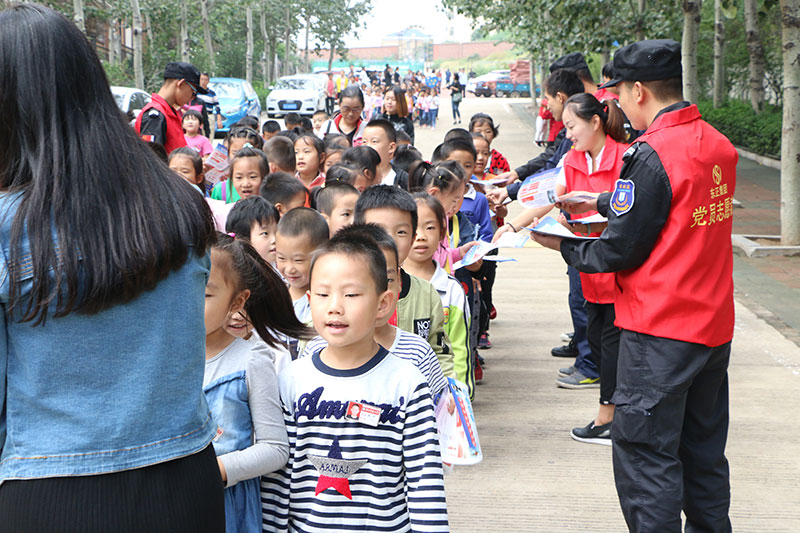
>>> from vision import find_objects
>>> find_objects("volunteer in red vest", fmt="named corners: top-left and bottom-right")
top-left (136, 61), bottom-right (206, 154)
top-left (531, 39), bottom-right (737, 533)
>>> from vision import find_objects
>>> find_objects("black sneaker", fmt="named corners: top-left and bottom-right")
top-left (551, 339), bottom-right (578, 358)
top-left (571, 421), bottom-right (612, 446)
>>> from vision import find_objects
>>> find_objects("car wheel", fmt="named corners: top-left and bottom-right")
top-left (495, 91), bottom-right (504, 98)
top-left (510, 91), bottom-right (521, 98)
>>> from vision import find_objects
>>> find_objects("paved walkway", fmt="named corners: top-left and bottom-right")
top-left (414, 96), bottom-right (800, 531)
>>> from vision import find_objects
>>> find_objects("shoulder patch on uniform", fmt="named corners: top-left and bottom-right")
top-left (622, 143), bottom-right (639, 160)
top-left (148, 110), bottom-right (161, 117)
top-left (610, 179), bottom-right (635, 216)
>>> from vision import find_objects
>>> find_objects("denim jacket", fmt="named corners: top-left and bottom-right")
top-left (0, 193), bottom-right (215, 483)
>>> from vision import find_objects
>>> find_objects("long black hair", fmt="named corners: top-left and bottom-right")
top-left (212, 235), bottom-right (313, 347)
top-left (0, 4), bottom-right (214, 324)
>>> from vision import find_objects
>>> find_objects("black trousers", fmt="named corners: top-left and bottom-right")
top-left (0, 444), bottom-right (225, 532)
top-left (585, 302), bottom-right (620, 404)
top-left (612, 330), bottom-right (732, 533)
top-left (325, 96), bottom-right (336, 116)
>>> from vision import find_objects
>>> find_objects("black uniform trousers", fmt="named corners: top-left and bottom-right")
top-left (611, 330), bottom-right (732, 533)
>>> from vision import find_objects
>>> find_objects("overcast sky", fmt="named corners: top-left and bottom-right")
top-left (343, 0), bottom-right (469, 48)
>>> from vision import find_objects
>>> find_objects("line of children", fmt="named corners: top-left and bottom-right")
top-left (159, 106), bottom-right (517, 530)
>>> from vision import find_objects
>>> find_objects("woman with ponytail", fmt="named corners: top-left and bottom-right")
top-left (493, 92), bottom-right (629, 446)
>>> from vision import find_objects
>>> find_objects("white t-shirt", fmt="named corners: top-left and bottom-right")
top-left (380, 167), bottom-right (397, 186)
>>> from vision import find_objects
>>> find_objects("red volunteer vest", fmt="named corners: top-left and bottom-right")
top-left (564, 136), bottom-right (627, 304)
top-left (613, 105), bottom-right (737, 347)
top-left (135, 94), bottom-right (187, 154)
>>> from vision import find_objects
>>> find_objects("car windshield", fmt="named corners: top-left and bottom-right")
top-left (274, 78), bottom-right (313, 90)
top-left (211, 82), bottom-right (244, 99)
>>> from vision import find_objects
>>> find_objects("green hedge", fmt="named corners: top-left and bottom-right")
top-left (252, 81), bottom-right (271, 109)
top-left (697, 100), bottom-right (782, 158)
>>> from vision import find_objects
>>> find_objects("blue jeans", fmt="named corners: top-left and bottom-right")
top-left (568, 266), bottom-right (598, 378)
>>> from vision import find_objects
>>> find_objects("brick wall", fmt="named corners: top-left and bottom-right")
top-left (312, 41), bottom-right (515, 62)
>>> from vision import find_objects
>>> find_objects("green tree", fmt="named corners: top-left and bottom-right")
top-left (310, 0), bottom-right (372, 71)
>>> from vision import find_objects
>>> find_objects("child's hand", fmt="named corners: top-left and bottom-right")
top-left (556, 212), bottom-right (578, 233)
top-left (466, 259), bottom-right (483, 272)
top-left (493, 204), bottom-right (508, 219)
top-left (492, 224), bottom-right (515, 243)
top-left (486, 187), bottom-right (509, 206)
top-left (457, 241), bottom-right (477, 258)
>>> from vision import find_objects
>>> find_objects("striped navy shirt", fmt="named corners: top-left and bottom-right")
top-left (261, 346), bottom-right (449, 532)
top-left (301, 326), bottom-right (449, 400)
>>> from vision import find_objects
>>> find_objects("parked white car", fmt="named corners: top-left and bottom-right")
top-left (111, 86), bottom-right (151, 121)
top-left (266, 75), bottom-right (326, 118)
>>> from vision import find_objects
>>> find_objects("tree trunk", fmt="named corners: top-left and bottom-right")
top-left (328, 44), bottom-right (336, 72)
top-left (144, 12), bottom-right (152, 48)
top-left (712, 0), bottom-right (725, 107)
top-left (780, 0), bottom-right (800, 245)
top-left (108, 21), bottom-right (116, 64)
top-left (283, 6), bottom-right (291, 76)
top-left (73, 0), bottom-right (85, 33)
top-left (200, 0), bottom-right (216, 75)
top-left (681, 1), bottom-right (702, 104)
top-left (600, 50), bottom-right (610, 66)
top-left (634, 0), bottom-right (647, 40)
top-left (271, 37), bottom-right (279, 81)
top-left (130, 0), bottom-right (144, 89)
top-left (110, 19), bottom-right (122, 65)
top-left (180, 0), bottom-right (190, 62)
top-left (304, 12), bottom-right (311, 72)
top-left (246, 5), bottom-right (254, 84)
top-left (260, 7), bottom-right (270, 86)
top-left (744, 0), bottom-right (766, 113)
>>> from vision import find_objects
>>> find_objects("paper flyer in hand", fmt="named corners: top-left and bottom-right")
top-left (470, 176), bottom-right (509, 187)
top-left (453, 240), bottom-right (496, 270)
top-left (204, 143), bottom-right (229, 186)
top-left (494, 231), bottom-right (530, 249)
top-left (434, 378), bottom-right (482, 466)
top-left (557, 193), bottom-right (597, 204)
top-left (517, 167), bottom-right (560, 208)
top-left (527, 215), bottom-right (598, 241)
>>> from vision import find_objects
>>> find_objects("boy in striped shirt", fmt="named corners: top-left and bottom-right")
top-left (261, 231), bottom-right (448, 532)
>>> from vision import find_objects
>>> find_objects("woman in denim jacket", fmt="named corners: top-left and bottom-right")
top-left (0, 5), bottom-right (223, 531)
